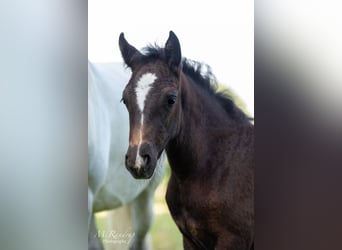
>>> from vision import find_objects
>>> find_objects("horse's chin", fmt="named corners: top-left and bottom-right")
top-left (127, 164), bottom-right (156, 180)
top-left (129, 170), bottom-right (152, 179)
top-left (133, 173), bottom-right (153, 180)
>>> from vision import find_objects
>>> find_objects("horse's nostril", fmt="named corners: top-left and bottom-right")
top-left (125, 154), bottom-right (128, 164)
top-left (142, 154), bottom-right (150, 166)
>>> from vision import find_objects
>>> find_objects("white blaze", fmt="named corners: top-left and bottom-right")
top-left (134, 72), bottom-right (157, 168)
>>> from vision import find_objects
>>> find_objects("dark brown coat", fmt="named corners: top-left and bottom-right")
top-left (119, 31), bottom-right (254, 250)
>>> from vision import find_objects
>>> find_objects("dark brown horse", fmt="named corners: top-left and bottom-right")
top-left (119, 31), bottom-right (254, 250)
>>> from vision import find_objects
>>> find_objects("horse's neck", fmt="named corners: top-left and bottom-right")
top-left (166, 75), bottom-right (235, 179)
top-left (88, 62), bottom-right (130, 161)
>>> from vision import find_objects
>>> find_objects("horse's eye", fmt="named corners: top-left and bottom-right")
top-left (120, 97), bottom-right (126, 105)
top-left (167, 95), bottom-right (177, 106)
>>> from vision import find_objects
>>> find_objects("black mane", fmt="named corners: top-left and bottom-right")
top-left (140, 45), bottom-right (252, 124)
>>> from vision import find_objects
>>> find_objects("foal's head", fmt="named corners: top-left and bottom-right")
top-left (119, 31), bottom-right (182, 179)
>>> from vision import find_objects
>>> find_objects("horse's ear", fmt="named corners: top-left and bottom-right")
top-left (119, 33), bottom-right (142, 69)
top-left (165, 31), bottom-right (182, 75)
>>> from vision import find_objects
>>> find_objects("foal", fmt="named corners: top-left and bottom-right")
top-left (119, 31), bottom-right (254, 249)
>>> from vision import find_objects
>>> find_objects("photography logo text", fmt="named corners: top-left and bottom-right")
top-left (95, 230), bottom-right (135, 245)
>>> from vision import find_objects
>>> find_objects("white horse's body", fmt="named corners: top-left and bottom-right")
top-left (88, 62), bottom-right (165, 250)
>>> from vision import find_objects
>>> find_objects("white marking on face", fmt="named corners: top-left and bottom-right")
top-left (134, 72), bottom-right (157, 168)
top-left (135, 73), bottom-right (157, 111)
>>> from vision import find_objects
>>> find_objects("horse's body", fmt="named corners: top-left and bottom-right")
top-left (118, 31), bottom-right (254, 249)
top-left (88, 61), bottom-right (165, 250)
top-left (165, 118), bottom-right (254, 249)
